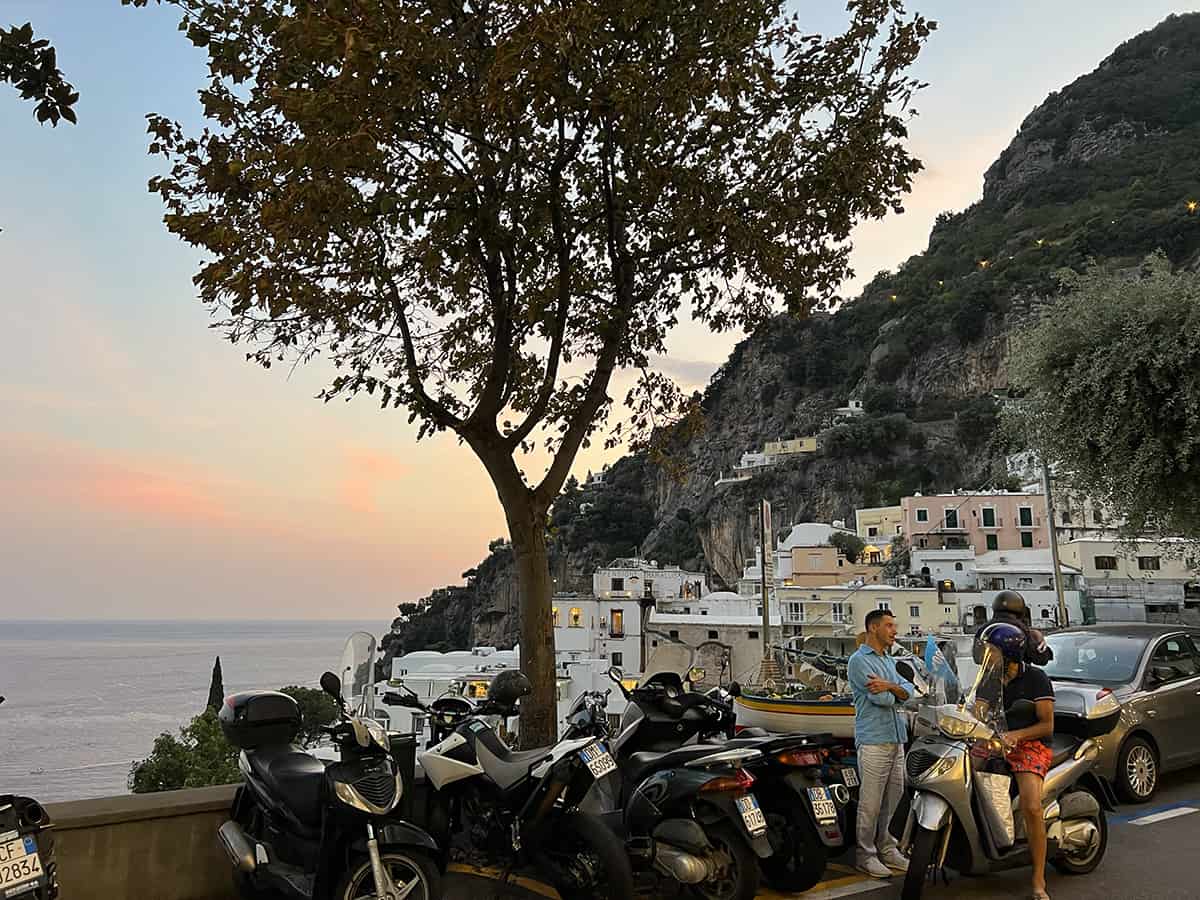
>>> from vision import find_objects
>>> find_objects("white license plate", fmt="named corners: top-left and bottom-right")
top-left (808, 786), bottom-right (838, 824)
top-left (736, 793), bottom-right (767, 836)
top-left (580, 743), bottom-right (616, 779)
top-left (842, 767), bottom-right (859, 788)
top-left (0, 835), bottom-right (42, 894)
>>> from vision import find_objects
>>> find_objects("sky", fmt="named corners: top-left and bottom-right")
top-left (1, 1), bottom-right (1193, 620)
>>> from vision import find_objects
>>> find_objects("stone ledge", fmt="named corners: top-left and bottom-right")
top-left (45, 783), bottom-right (238, 830)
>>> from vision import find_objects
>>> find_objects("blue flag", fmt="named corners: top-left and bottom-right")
top-left (924, 635), bottom-right (958, 689)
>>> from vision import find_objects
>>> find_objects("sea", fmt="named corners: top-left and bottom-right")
top-left (0, 619), bottom-right (385, 803)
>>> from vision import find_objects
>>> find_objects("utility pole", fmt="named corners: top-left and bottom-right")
top-left (1042, 460), bottom-right (1070, 627)
top-left (759, 499), bottom-right (773, 657)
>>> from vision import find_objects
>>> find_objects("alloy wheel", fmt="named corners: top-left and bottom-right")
top-left (1126, 745), bottom-right (1157, 799)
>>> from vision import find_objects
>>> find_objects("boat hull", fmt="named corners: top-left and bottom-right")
top-left (734, 694), bottom-right (856, 739)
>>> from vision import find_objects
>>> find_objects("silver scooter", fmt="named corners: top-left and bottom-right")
top-left (894, 646), bottom-right (1119, 899)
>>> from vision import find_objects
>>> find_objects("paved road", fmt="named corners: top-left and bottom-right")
top-left (448, 767), bottom-right (1200, 900)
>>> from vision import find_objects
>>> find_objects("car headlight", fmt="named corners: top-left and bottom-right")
top-left (937, 713), bottom-right (978, 739)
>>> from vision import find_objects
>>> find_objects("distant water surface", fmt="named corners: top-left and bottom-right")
top-left (0, 619), bottom-right (383, 802)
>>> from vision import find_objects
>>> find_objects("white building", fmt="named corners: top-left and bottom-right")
top-left (911, 547), bottom-right (978, 590)
top-left (593, 558), bottom-right (708, 603)
top-left (834, 398), bottom-right (866, 419)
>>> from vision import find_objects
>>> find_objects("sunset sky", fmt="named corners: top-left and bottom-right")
top-left (2, 1), bottom-right (1191, 619)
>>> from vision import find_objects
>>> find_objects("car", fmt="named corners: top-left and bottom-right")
top-left (1041, 623), bottom-right (1200, 804)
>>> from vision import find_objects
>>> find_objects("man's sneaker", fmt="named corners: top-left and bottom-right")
top-left (856, 857), bottom-right (893, 879)
top-left (881, 849), bottom-right (910, 872)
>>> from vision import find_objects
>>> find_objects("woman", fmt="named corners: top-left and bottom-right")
top-left (980, 622), bottom-right (1055, 900)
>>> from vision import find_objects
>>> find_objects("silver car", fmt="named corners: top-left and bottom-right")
top-left (1042, 624), bottom-right (1200, 803)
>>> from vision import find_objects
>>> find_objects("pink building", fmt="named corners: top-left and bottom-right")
top-left (900, 492), bottom-right (1048, 552)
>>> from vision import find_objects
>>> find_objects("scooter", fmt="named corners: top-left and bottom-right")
top-left (392, 671), bottom-right (636, 900)
top-left (0, 697), bottom-right (59, 900)
top-left (893, 649), bottom-right (1118, 899)
top-left (218, 632), bottom-right (442, 900)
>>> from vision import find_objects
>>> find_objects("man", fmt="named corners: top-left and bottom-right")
top-left (848, 609), bottom-right (914, 878)
top-left (973, 590), bottom-right (1053, 666)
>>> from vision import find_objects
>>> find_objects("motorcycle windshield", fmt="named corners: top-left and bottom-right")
top-left (340, 631), bottom-right (378, 719)
top-left (963, 644), bottom-right (1008, 740)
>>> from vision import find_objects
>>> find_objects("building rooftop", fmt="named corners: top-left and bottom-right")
top-left (780, 522), bottom-right (854, 550)
top-left (974, 549), bottom-right (1081, 575)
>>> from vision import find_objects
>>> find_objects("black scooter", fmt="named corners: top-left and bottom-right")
top-left (0, 697), bottom-right (59, 900)
top-left (217, 633), bottom-right (442, 900)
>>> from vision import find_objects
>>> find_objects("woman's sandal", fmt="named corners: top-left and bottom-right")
top-left (1031, 891), bottom-right (1051, 900)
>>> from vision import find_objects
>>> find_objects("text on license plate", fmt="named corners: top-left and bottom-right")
top-left (842, 766), bottom-right (859, 788)
top-left (0, 836), bottom-right (42, 892)
top-left (580, 743), bottom-right (617, 778)
top-left (735, 794), bottom-right (767, 835)
top-left (808, 786), bottom-right (838, 824)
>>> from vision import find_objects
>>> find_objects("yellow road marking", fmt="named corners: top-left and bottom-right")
top-left (446, 862), bottom-right (562, 899)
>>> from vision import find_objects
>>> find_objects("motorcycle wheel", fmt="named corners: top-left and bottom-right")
top-left (690, 823), bottom-right (759, 900)
top-left (335, 850), bottom-right (441, 900)
top-left (534, 809), bottom-right (635, 900)
top-left (759, 809), bottom-right (827, 892)
top-left (1051, 796), bottom-right (1108, 875)
top-left (901, 824), bottom-right (938, 900)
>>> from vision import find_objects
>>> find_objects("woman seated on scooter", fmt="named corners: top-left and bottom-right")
top-left (980, 622), bottom-right (1056, 900)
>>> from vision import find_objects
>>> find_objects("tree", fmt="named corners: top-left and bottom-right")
top-left (1009, 254), bottom-right (1200, 537)
top-left (1, 22), bottom-right (77, 124)
top-left (955, 396), bottom-right (1000, 450)
top-left (206, 656), bottom-right (224, 712)
top-left (127, 0), bottom-right (933, 744)
top-left (128, 708), bottom-right (239, 793)
top-left (882, 535), bottom-right (910, 578)
top-left (280, 685), bottom-right (338, 747)
top-left (830, 531), bottom-right (866, 564)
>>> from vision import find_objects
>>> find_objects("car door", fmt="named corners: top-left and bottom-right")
top-left (1140, 634), bottom-right (1200, 769)
top-left (1180, 635), bottom-right (1200, 766)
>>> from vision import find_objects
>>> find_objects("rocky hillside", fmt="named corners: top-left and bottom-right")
top-left (393, 13), bottom-right (1200, 649)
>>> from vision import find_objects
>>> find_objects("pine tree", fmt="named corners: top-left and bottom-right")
top-left (206, 656), bottom-right (224, 713)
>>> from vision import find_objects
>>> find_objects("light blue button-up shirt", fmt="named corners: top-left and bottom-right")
top-left (848, 644), bottom-right (915, 746)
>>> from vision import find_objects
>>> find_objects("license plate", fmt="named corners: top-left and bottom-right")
top-left (580, 742), bottom-right (616, 779)
top-left (808, 786), bottom-right (838, 824)
top-left (0, 835), bottom-right (42, 894)
top-left (735, 793), bottom-right (767, 836)
top-left (842, 766), bottom-right (859, 788)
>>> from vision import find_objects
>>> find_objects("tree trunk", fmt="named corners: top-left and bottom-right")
top-left (507, 502), bottom-right (557, 748)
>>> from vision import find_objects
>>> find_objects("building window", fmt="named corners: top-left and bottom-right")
top-left (644, 579), bottom-right (654, 598)
top-left (944, 509), bottom-right (959, 529)
top-left (610, 651), bottom-right (623, 667)
top-left (1094, 556), bottom-right (1118, 571)
top-left (551, 607), bottom-right (560, 627)
top-left (569, 607), bottom-right (583, 627)
top-left (1093, 509), bottom-right (1105, 526)
top-left (982, 508), bottom-right (996, 528)
top-left (707, 630), bottom-right (719, 640)
top-left (1040, 609), bottom-right (1051, 619)
top-left (986, 534), bottom-right (998, 551)
top-left (610, 609), bottom-right (625, 637)
top-left (1138, 557), bottom-right (1161, 571)
top-left (877, 600), bottom-right (891, 612)
top-left (668, 630), bottom-right (679, 639)
top-left (918, 538), bottom-right (928, 548)
top-left (1061, 511), bottom-right (1071, 525)
top-left (954, 562), bottom-right (964, 572)
top-left (1019, 507), bottom-right (1033, 527)
top-left (651, 640), bottom-right (659, 647)
top-left (868, 526), bottom-right (878, 537)
top-left (896, 524), bottom-right (904, 534)
top-left (610, 577), bottom-right (624, 592)
top-left (831, 603), bottom-right (847, 624)
top-left (808, 553), bottom-right (822, 571)
top-left (748, 631), bottom-right (759, 640)
top-left (909, 605), bottom-right (921, 618)
top-left (916, 508), bottom-right (929, 523)
top-left (1020, 531), bottom-right (1034, 548)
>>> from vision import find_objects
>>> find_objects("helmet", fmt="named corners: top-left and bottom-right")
top-left (488, 670), bottom-right (532, 706)
top-left (979, 622), bottom-right (1026, 663)
top-left (992, 590), bottom-right (1027, 616)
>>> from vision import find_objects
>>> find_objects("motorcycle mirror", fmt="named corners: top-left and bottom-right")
top-left (727, 681), bottom-right (742, 698)
top-left (319, 671), bottom-right (343, 702)
top-left (607, 666), bottom-right (624, 683)
top-left (687, 667), bottom-right (706, 684)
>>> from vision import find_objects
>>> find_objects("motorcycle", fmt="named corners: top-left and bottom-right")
top-left (218, 632), bottom-right (442, 900)
top-left (566, 668), bottom-right (836, 899)
top-left (893, 642), bottom-right (1118, 899)
top-left (391, 671), bottom-right (636, 900)
top-left (0, 697), bottom-right (58, 900)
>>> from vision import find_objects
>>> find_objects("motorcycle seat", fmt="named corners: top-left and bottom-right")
top-left (471, 731), bottom-right (553, 791)
top-left (622, 744), bottom-right (729, 785)
top-left (1047, 733), bottom-right (1080, 768)
top-left (247, 744), bottom-right (326, 827)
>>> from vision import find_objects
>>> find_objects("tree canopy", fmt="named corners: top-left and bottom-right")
top-left (128, 708), bottom-right (239, 793)
top-left (127, 0), bottom-right (933, 743)
top-left (1009, 254), bottom-right (1200, 537)
top-left (1, 22), bottom-right (77, 124)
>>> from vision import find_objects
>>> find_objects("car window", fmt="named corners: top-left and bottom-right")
top-left (1042, 633), bottom-right (1148, 685)
top-left (1147, 636), bottom-right (1200, 683)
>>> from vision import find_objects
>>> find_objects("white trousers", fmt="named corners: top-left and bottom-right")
top-left (856, 742), bottom-right (906, 864)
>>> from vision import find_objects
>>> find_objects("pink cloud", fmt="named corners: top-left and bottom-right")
top-left (337, 445), bottom-right (409, 513)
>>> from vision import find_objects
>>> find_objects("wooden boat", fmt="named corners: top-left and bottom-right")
top-left (734, 690), bottom-right (856, 739)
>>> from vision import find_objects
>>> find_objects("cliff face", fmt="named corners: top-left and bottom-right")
top-left (392, 13), bottom-right (1200, 650)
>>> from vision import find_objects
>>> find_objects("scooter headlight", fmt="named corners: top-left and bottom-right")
top-left (937, 712), bottom-right (978, 739)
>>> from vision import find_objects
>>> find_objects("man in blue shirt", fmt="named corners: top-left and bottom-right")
top-left (848, 609), bottom-right (914, 879)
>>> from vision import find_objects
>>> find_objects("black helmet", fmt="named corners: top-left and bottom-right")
top-left (979, 622), bottom-right (1026, 663)
top-left (488, 670), bottom-right (532, 706)
top-left (992, 590), bottom-right (1027, 616)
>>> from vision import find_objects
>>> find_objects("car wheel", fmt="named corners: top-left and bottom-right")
top-left (1116, 736), bottom-right (1158, 803)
